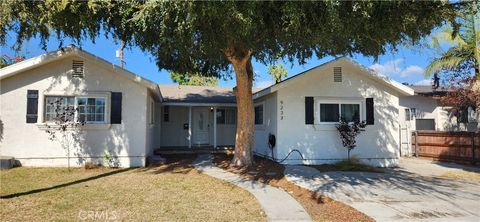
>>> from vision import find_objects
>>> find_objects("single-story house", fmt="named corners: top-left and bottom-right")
top-left (2, 45), bottom-right (464, 167)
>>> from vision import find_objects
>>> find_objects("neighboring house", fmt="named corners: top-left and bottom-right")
top-left (400, 85), bottom-right (477, 132)
top-left (0, 46), bottom-right (161, 167)
top-left (2, 46), bottom-right (447, 167)
top-left (398, 85), bottom-right (478, 156)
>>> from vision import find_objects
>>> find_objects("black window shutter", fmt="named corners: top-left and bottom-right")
top-left (459, 107), bottom-right (468, 123)
top-left (366, 98), bottom-right (374, 125)
top-left (111, 92), bottom-right (122, 124)
top-left (26, 90), bottom-right (39, 123)
top-left (305, 97), bottom-right (314, 124)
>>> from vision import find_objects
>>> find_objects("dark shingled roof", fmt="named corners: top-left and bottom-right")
top-left (409, 85), bottom-right (453, 97)
top-left (159, 85), bottom-right (263, 104)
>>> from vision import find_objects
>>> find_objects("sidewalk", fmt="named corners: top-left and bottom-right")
top-left (193, 154), bottom-right (311, 222)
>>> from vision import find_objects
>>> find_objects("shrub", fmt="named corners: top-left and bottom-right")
top-left (336, 118), bottom-right (366, 161)
top-left (102, 150), bottom-right (119, 168)
top-left (84, 161), bottom-right (100, 169)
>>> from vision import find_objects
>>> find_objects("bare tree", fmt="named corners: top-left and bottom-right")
top-left (44, 98), bottom-right (85, 169)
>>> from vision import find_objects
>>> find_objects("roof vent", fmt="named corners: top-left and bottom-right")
top-left (72, 60), bottom-right (84, 78)
top-left (333, 67), bottom-right (342, 82)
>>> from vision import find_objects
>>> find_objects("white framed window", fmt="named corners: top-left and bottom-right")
top-left (44, 95), bottom-right (107, 124)
top-left (405, 108), bottom-right (416, 121)
top-left (254, 104), bottom-right (264, 125)
top-left (77, 97), bottom-right (106, 123)
top-left (216, 108), bottom-right (236, 125)
top-left (318, 101), bottom-right (361, 124)
top-left (45, 96), bottom-right (75, 122)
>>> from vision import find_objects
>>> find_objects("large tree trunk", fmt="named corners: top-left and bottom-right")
top-left (228, 54), bottom-right (255, 166)
top-left (473, 68), bottom-right (480, 131)
top-left (470, 1), bottom-right (480, 131)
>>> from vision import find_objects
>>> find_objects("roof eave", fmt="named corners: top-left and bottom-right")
top-left (253, 57), bottom-right (415, 98)
top-left (342, 58), bottom-right (414, 96)
top-left (0, 45), bottom-right (163, 100)
top-left (0, 47), bottom-right (76, 80)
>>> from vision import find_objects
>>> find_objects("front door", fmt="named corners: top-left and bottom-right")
top-left (193, 108), bottom-right (210, 145)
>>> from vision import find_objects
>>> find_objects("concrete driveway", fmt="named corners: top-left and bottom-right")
top-left (285, 158), bottom-right (480, 221)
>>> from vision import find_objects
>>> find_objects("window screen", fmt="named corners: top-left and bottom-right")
top-left (216, 109), bottom-right (226, 124)
top-left (341, 104), bottom-right (360, 122)
top-left (320, 103), bottom-right (339, 122)
top-left (216, 108), bottom-right (236, 125)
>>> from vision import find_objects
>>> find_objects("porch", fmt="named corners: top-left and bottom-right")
top-left (159, 104), bottom-right (237, 149)
top-left (157, 85), bottom-right (238, 152)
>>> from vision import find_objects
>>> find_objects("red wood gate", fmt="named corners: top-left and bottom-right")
top-left (412, 131), bottom-right (480, 165)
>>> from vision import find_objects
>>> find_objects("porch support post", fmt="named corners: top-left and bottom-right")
top-left (213, 107), bottom-right (217, 149)
top-left (188, 106), bottom-right (192, 148)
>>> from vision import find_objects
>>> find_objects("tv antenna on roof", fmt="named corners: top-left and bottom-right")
top-left (115, 41), bottom-right (126, 68)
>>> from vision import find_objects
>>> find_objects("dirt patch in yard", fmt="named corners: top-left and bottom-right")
top-left (440, 170), bottom-right (480, 183)
top-left (213, 154), bottom-right (373, 222)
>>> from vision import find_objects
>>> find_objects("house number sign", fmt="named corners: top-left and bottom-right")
top-left (280, 100), bottom-right (284, 120)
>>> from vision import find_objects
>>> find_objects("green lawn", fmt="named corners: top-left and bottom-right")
top-left (0, 159), bottom-right (265, 221)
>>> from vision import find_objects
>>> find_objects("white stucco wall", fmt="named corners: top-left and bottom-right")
top-left (0, 55), bottom-right (152, 167)
top-left (253, 93), bottom-right (278, 159)
top-left (273, 61), bottom-right (402, 167)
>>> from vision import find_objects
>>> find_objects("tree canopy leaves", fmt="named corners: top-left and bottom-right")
top-left (267, 64), bottom-right (287, 84)
top-left (426, 2), bottom-right (479, 78)
top-left (170, 72), bottom-right (218, 86)
top-left (1, 1), bottom-right (455, 77)
top-left (425, 2), bottom-right (480, 114)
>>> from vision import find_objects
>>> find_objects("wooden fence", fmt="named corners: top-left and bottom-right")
top-left (411, 131), bottom-right (480, 165)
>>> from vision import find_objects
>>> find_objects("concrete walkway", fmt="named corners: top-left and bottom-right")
top-left (193, 154), bottom-right (311, 222)
top-left (284, 159), bottom-right (480, 222)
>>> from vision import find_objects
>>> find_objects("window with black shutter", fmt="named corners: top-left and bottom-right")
top-left (110, 92), bottom-right (122, 124)
top-left (26, 90), bottom-right (39, 123)
top-left (305, 97), bottom-right (314, 124)
top-left (366, 98), bottom-right (374, 125)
